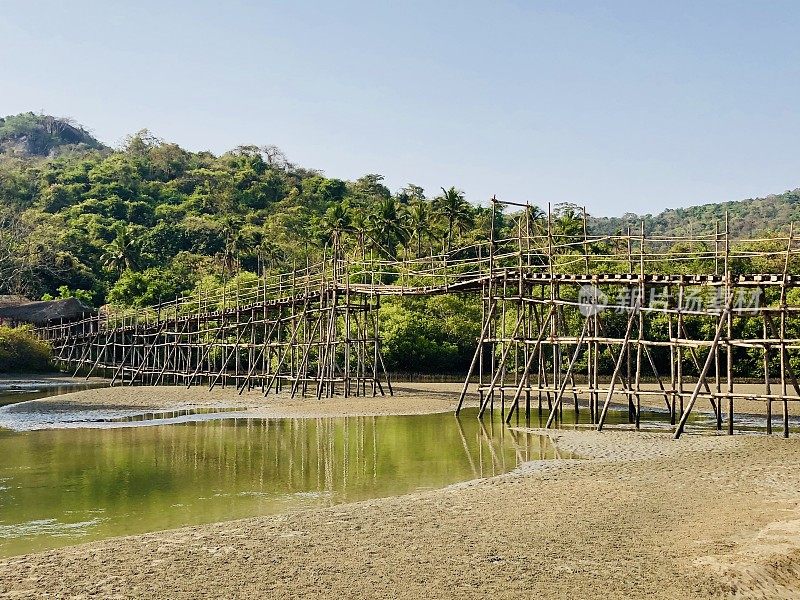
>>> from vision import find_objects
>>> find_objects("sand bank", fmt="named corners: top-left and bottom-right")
top-left (8, 381), bottom-right (473, 419)
top-left (17, 380), bottom-right (798, 429)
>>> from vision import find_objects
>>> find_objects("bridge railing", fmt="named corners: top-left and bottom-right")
top-left (34, 218), bottom-right (800, 340)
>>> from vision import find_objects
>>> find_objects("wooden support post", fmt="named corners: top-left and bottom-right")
top-left (597, 303), bottom-right (639, 431)
top-left (675, 296), bottom-right (733, 438)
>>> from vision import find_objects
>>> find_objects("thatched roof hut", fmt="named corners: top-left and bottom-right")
top-left (0, 295), bottom-right (32, 308)
top-left (0, 297), bottom-right (95, 326)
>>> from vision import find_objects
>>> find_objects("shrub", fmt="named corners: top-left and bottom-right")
top-left (380, 295), bottom-right (481, 372)
top-left (0, 325), bottom-right (53, 372)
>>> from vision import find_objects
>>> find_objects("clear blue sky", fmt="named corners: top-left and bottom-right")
top-left (2, 1), bottom-right (799, 216)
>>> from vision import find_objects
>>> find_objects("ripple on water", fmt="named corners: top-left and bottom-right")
top-left (0, 404), bottom-right (255, 431)
top-left (0, 518), bottom-right (102, 539)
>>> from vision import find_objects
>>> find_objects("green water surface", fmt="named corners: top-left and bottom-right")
top-left (0, 408), bottom-right (566, 557)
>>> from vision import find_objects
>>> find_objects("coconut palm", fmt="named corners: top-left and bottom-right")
top-left (219, 215), bottom-right (245, 275)
top-left (510, 205), bottom-right (547, 240)
top-left (320, 202), bottom-right (352, 251)
top-left (407, 199), bottom-right (434, 258)
top-left (366, 197), bottom-right (409, 258)
top-left (433, 186), bottom-right (474, 253)
top-left (552, 203), bottom-right (584, 241)
top-left (101, 224), bottom-right (139, 274)
top-left (257, 239), bottom-right (287, 274)
top-left (350, 210), bottom-right (369, 261)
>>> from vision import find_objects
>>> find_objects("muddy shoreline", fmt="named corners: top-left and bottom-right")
top-left (1, 384), bottom-right (799, 598)
top-left (6, 380), bottom-right (797, 429)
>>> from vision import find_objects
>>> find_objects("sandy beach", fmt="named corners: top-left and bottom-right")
top-left (19, 379), bottom-right (799, 420)
top-left (1, 383), bottom-right (800, 598)
top-left (7, 381), bottom-right (473, 418)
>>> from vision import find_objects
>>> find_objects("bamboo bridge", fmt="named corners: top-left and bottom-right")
top-left (37, 200), bottom-right (800, 438)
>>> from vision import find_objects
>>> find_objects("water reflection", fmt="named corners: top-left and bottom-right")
top-left (502, 402), bottom-right (800, 434)
top-left (0, 381), bottom-right (103, 408)
top-left (0, 409), bottom-right (567, 557)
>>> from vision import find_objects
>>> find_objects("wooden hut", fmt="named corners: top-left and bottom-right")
top-left (0, 297), bottom-right (95, 327)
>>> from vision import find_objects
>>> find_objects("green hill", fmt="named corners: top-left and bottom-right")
top-left (0, 111), bottom-right (797, 310)
top-left (1, 111), bottom-right (798, 372)
top-left (589, 189), bottom-right (800, 238)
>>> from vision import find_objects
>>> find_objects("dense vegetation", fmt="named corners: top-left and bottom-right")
top-left (0, 112), bottom-right (797, 373)
top-left (590, 189), bottom-right (800, 238)
top-left (0, 114), bottom-right (499, 371)
top-left (0, 326), bottom-right (52, 372)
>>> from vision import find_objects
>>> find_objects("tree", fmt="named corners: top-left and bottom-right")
top-left (219, 215), bottom-right (246, 275)
top-left (320, 201), bottom-right (352, 255)
top-left (0, 325), bottom-right (52, 372)
top-left (350, 210), bottom-right (369, 261)
top-left (433, 186), bottom-right (474, 253)
top-left (397, 183), bottom-right (425, 205)
top-left (366, 197), bottom-right (409, 258)
top-left (0, 210), bottom-right (70, 297)
top-left (407, 199), bottom-right (434, 257)
top-left (41, 285), bottom-right (94, 304)
top-left (257, 239), bottom-right (287, 274)
top-left (100, 223), bottom-right (139, 274)
top-left (552, 203), bottom-right (584, 239)
top-left (352, 174), bottom-right (391, 203)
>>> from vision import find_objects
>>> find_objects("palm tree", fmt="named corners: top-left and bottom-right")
top-left (552, 203), bottom-right (584, 241)
top-left (366, 197), bottom-right (409, 258)
top-left (320, 202), bottom-right (352, 255)
top-left (101, 224), bottom-right (139, 274)
top-left (510, 205), bottom-right (546, 241)
top-left (350, 211), bottom-right (368, 261)
top-left (407, 199), bottom-right (433, 257)
top-left (257, 239), bottom-right (287, 274)
top-left (526, 205), bottom-right (546, 234)
top-left (433, 186), bottom-right (474, 253)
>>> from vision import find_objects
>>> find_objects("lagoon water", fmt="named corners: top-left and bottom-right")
top-left (1, 379), bottom-right (790, 558)
top-left (0, 380), bottom-right (100, 407)
top-left (0, 390), bottom-right (567, 557)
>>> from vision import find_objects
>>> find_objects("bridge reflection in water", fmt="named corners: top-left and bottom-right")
top-left (0, 409), bottom-right (567, 557)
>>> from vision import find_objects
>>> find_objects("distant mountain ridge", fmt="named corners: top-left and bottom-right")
top-left (587, 190), bottom-right (800, 239)
top-left (0, 112), bottom-right (106, 157)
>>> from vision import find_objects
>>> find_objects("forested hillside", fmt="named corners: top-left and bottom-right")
top-left (590, 189), bottom-right (800, 237)
top-left (0, 115), bottom-right (493, 307)
top-left (1, 112), bottom-right (797, 371)
top-left (0, 114), bottom-right (495, 370)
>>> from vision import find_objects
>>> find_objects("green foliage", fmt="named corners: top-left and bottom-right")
top-left (3, 112), bottom-right (800, 378)
top-left (433, 186), bottom-right (474, 253)
top-left (0, 325), bottom-right (52, 372)
top-left (380, 295), bottom-right (481, 372)
top-left (0, 113), bottom-right (498, 307)
top-left (107, 253), bottom-right (211, 307)
top-left (41, 285), bottom-right (94, 304)
top-left (590, 190), bottom-right (800, 238)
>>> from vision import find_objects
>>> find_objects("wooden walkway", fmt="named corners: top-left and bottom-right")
top-left (37, 201), bottom-right (800, 437)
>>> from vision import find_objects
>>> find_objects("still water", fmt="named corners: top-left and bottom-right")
top-left (0, 399), bottom-right (567, 558)
top-left (0, 381), bottom-right (101, 407)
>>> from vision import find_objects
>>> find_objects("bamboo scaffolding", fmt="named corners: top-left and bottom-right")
top-left (37, 205), bottom-right (800, 437)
